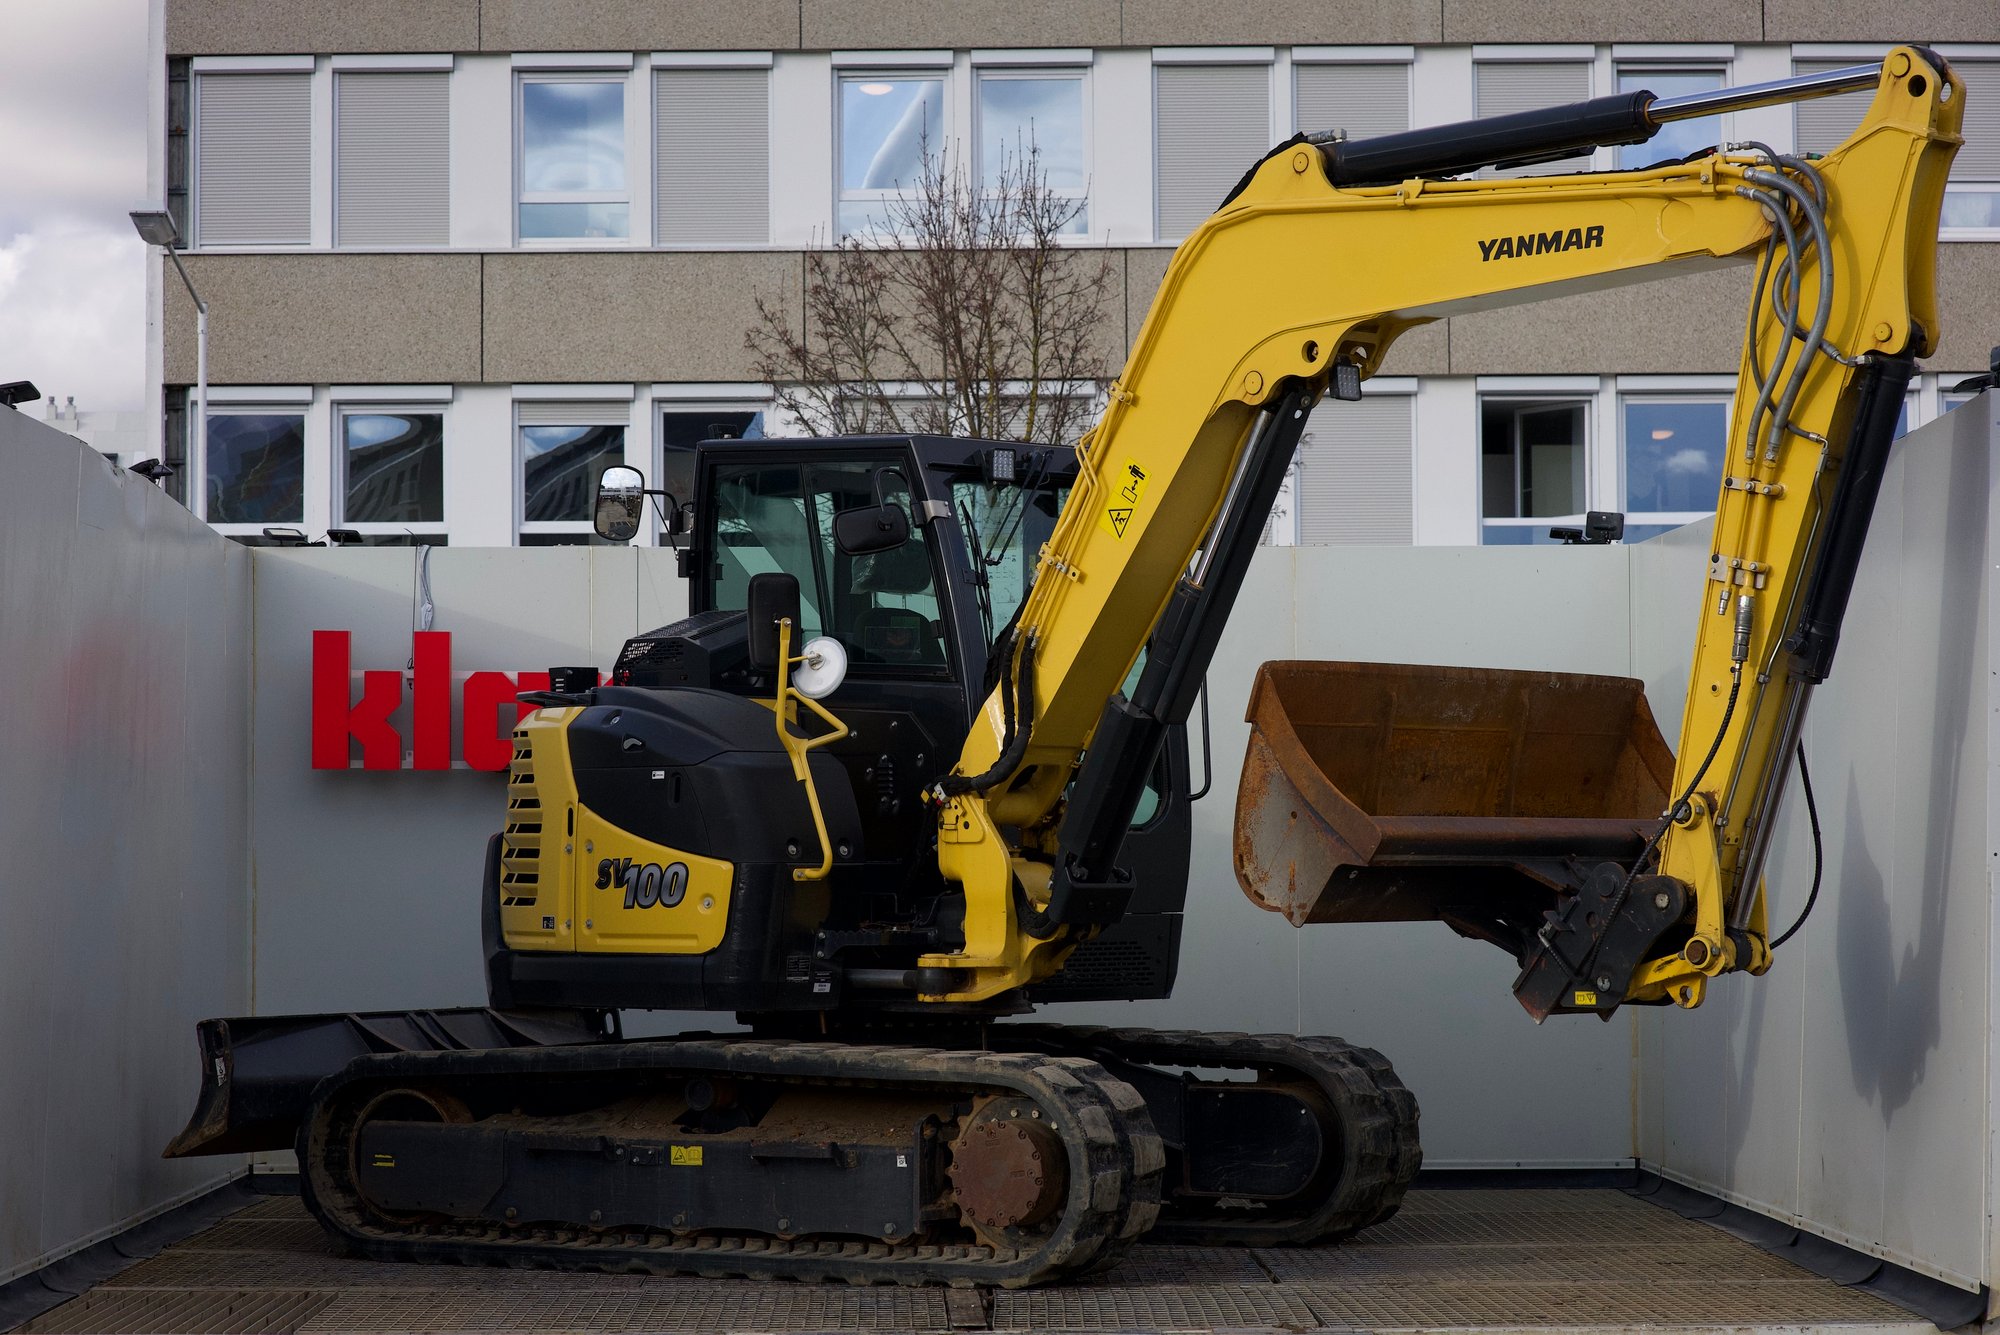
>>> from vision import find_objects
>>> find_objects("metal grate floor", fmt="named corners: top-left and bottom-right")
top-left (12, 1188), bottom-right (1934, 1334)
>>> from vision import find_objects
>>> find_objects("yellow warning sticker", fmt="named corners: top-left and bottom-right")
top-left (1573, 990), bottom-right (1598, 1007)
top-left (670, 1145), bottom-right (703, 1166)
top-left (370, 1153), bottom-right (396, 1169)
top-left (1099, 459), bottom-right (1149, 539)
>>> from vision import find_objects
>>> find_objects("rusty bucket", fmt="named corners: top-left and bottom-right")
top-left (1234, 662), bottom-right (1675, 936)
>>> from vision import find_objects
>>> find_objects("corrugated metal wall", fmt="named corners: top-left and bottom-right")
top-left (242, 543), bottom-right (1641, 1168)
top-left (1630, 396), bottom-right (1998, 1297)
top-left (0, 411), bottom-right (252, 1285)
top-left (6, 394), bottom-right (1994, 1296)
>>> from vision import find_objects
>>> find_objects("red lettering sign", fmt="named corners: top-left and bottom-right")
top-left (311, 630), bottom-right (580, 772)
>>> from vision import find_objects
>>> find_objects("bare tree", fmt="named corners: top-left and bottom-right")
top-left (747, 141), bottom-right (1117, 448)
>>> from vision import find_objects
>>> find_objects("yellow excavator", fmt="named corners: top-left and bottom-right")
top-left (168, 48), bottom-right (1961, 1287)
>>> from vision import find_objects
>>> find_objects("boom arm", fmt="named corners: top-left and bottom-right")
top-left (922, 47), bottom-right (1962, 1004)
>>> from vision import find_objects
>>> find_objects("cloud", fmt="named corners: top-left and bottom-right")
top-left (0, 0), bottom-right (149, 409)
top-left (0, 222), bottom-right (146, 411)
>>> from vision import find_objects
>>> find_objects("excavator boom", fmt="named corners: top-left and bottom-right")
top-left (929, 47), bottom-right (1962, 1008)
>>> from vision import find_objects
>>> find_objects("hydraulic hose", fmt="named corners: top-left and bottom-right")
top-left (935, 631), bottom-right (1038, 798)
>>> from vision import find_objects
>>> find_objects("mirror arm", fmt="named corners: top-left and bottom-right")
top-left (642, 489), bottom-right (684, 547)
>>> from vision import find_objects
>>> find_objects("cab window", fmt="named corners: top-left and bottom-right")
top-left (709, 456), bottom-right (947, 673)
top-left (951, 475), bottom-right (1067, 646)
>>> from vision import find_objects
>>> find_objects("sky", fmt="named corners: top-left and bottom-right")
top-left (0, 0), bottom-right (150, 413)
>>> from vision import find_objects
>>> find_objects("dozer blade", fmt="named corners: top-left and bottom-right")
top-left (164, 1007), bottom-right (617, 1158)
top-left (1234, 662), bottom-right (1677, 1008)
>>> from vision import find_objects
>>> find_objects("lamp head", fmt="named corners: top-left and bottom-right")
top-left (129, 209), bottom-right (181, 248)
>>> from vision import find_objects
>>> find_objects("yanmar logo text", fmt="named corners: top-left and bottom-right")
top-left (1478, 224), bottom-right (1605, 262)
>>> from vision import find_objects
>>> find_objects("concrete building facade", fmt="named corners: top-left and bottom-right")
top-left (144, 0), bottom-right (1999, 548)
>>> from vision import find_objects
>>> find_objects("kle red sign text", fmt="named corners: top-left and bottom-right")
top-left (312, 629), bottom-right (576, 771)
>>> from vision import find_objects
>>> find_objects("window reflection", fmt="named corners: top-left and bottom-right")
top-left (344, 412), bottom-right (443, 524)
top-left (206, 413), bottom-right (304, 524)
top-left (522, 424), bottom-right (624, 522)
top-left (520, 78), bottom-right (628, 239)
top-left (840, 76), bottom-right (942, 235)
top-left (978, 73), bottom-right (1086, 232)
top-left (1617, 69), bottom-right (1723, 168)
top-left (1623, 399), bottom-right (1727, 513)
top-left (523, 81), bottom-right (625, 192)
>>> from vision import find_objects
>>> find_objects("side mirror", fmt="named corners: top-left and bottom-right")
top-left (746, 572), bottom-right (802, 671)
top-left (593, 464), bottom-right (646, 542)
top-left (833, 501), bottom-right (911, 556)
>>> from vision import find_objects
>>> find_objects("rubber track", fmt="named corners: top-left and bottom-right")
top-left (999, 1025), bottom-right (1422, 1246)
top-left (298, 1037), bottom-right (1162, 1288)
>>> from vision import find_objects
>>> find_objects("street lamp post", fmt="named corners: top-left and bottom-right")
top-left (129, 210), bottom-right (205, 506)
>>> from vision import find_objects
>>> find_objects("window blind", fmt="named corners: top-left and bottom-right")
top-left (1800, 58), bottom-right (1996, 183)
top-left (1295, 63), bottom-right (1411, 142)
top-left (1476, 62), bottom-right (1591, 177)
top-left (516, 401), bottom-right (632, 427)
top-left (1792, 59), bottom-right (1872, 156)
top-left (196, 73), bottom-right (311, 244)
top-left (336, 72), bottom-right (449, 246)
top-left (1155, 64), bottom-right (1270, 241)
top-left (1950, 60), bottom-right (1998, 183)
top-left (1296, 394), bottom-right (1414, 544)
top-left (656, 68), bottom-right (770, 244)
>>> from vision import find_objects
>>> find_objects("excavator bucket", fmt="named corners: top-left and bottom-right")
top-left (1234, 662), bottom-right (1674, 952)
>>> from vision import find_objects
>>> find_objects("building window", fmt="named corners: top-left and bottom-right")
top-left (660, 406), bottom-right (765, 535)
top-left (1294, 61), bottom-right (1410, 142)
top-left (976, 69), bottom-right (1087, 232)
top-left (336, 71), bottom-right (450, 246)
top-left (1616, 66), bottom-right (1723, 168)
top-left (1796, 57), bottom-right (1996, 233)
top-left (1480, 398), bottom-right (1587, 544)
top-left (194, 72), bottom-right (310, 245)
top-left (839, 73), bottom-right (944, 237)
top-left (1476, 62), bottom-right (1591, 176)
top-left (655, 67), bottom-right (770, 245)
top-left (1621, 397), bottom-right (1728, 541)
top-left (340, 409), bottom-right (444, 529)
top-left (518, 402), bottom-right (627, 541)
top-left (1942, 60), bottom-right (1998, 232)
top-left (1294, 393), bottom-right (1414, 544)
top-left (1154, 63), bottom-right (1269, 241)
top-left (204, 410), bottom-right (305, 524)
top-left (518, 75), bottom-right (629, 240)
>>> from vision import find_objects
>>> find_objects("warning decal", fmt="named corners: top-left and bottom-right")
top-left (1098, 459), bottom-right (1149, 540)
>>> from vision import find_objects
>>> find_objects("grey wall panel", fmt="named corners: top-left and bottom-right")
top-left (1441, 0), bottom-right (1760, 41)
top-left (244, 540), bottom-right (1643, 1165)
top-left (483, 252), bottom-right (802, 384)
top-left (1122, 0), bottom-right (1439, 45)
top-left (165, 255), bottom-right (482, 386)
top-left (804, 0), bottom-right (1120, 50)
top-left (480, 0), bottom-right (803, 52)
top-left (245, 548), bottom-right (688, 1015)
top-left (0, 412), bottom-right (251, 1284)
top-left (1632, 397), bottom-right (1996, 1294)
top-left (1286, 545), bottom-right (1640, 1165)
top-left (1934, 245), bottom-right (2000, 377)
top-left (168, 0), bottom-right (476, 54)
top-left (1763, 0), bottom-right (2000, 41)
top-left (1448, 264), bottom-right (1752, 375)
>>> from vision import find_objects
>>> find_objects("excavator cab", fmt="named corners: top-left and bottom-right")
top-left (519, 436), bottom-right (1194, 1014)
